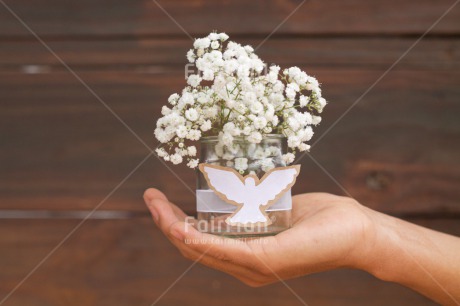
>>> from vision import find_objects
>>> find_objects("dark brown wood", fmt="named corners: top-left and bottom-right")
top-left (2, 217), bottom-right (457, 306)
top-left (0, 38), bottom-right (459, 71)
top-left (0, 0), bottom-right (459, 38)
top-left (344, 161), bottom-right (460, 214)
top-left (0, 1), bottom-right (459, 305)
top-left (0, 70), bottom-right (459, 213)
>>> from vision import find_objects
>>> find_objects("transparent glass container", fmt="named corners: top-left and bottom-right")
top-left (196, 134), bottom-right (292, 237)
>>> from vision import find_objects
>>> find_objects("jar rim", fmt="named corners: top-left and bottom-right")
top-left (200, 134), bottom-right (285, 142)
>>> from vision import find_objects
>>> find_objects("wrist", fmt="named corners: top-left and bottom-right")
top-left (345, 205), bottom-right (401, 281)
top-left (356, 209), bottom-right (403, 282)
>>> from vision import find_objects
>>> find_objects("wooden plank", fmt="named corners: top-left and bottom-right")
top-left (0, 0), bottom-right (459, 38)
top-left (344, 161), bottom-right (460, 214)
top-left (0, 70), bottom-right (459, 213)
top-left (1, 217), bottom-right (457, 305)
top-left (0, 38), bottom-right (459, 71)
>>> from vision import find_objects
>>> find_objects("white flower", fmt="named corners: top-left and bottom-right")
top-left (287, 117), bottom-right (300, 131)
top-left (203, 69), bottom-right (215, 81)
top-left (211, 41), bottom-right (219, 49)
top-left (294, 111), bottom-right (312, 125)
top-left (168, 93), bottom-right (179, 105)
top-left (222, 152), bottom-right (234, 160)
top-left (223, 122), bottom-right (240, 136)
top-left (155, 32), bottom-right (327, 168)
top-left (224, 59), bottom-right (238, 74)
top-left (247, 131), bottom-right (262, 143)
top-left (299, 95), bottom-right (310, 107)
top-left (253, 117), bottom-right (267, 129)
top-left (223, 49), bottom-right (236, 60)
top-left (187, 146), bottom-right (197, 156)
top-left (219, 33), bottom-right (229, 41)
top-left (225, 99), bottom-right (236, 108)
top-left (254, 83), bottom-right (265, 97)
top-left (318, 97), bottom-right (327, 112)
top-left (265, 146), bottom-right (281, 157)
top-left (287, 135), bottom-right (301, 148)
top-left (237, 66), bottom-right (250, 78)
top-left (263, 126), bottom-right (272, 133)
top-left (175, 147), bottom-right (187, 156)
top-left (221, 132), bottom-right (234, 146)
top-left (298, 126), bottom-right (314, 141)
top-left (285, 87), bottom-right (296, 100)
top-left (156, 147), bottom-right (168, 158)
top-left (235, 157), bottom-right (248, 172)
top-left (154, 128), bottom-right (169, 143)
top-left (176, 125), bottom-right (188, 138)
top-left (196, 48), bottom-right (205, 57)
top-left (203, 106), bottom-right (218, 118)
top-left (250, 101), bottom-right (264, 114)
top-left (170, 153), bottom-right (183, 165)
top-left (200, 120), bottom-right (212, 131)
top-left (194, 37), bottom-right (211, 49)
top-left (161, 105), bottom-right (171, 116)
top-left (282, 153), bottom-right (295, 164)
top-left (187, 74), bottom-right (202, 87)
top-left (186, 49), bottom-right (195, 63)
top-left (180, 92), bottom-right (194, 105)
top-left (187, 159), bottom-right (199, 168)
top-left (208, 32), bottom-right (220, 40)
top-left (253, 148), bottom-right (266, 159)
top-left (185, 108), bottom-right (199, 121)
top-left (242, 126), bottom-right (252, 136)
top-left (260, 158), bottom-right (275, 172)
top-left (312, 116), bottom-right (322, 126)
top-left (186, 129), bottom-right (201, 141)
top-left (214, 143), bottom-right (224, 157)
top-left (244, 45), bottom-right (254, 53)
top-left (298, 143), bottom-right (311, 152)
top-left (209, 50), bottom-right (223, 61)
top-left (287, 83), bottom-right (300, 92)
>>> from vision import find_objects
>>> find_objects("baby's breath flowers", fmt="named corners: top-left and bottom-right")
top-left (155, 32), bottom-right (327, 169)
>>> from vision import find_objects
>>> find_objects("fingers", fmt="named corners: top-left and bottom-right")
top-left (166, 223), bottom-right (273, 286)
top-left (147, 197), bottom-right (187, 237)
top-left (148, 204), bottom-right (269, 282)
top-left (169, 221), bottom-right (253, 264)
top-left (171, 238), bottom-right (265, 285)
top-left (143, 188), bottom-right (278, 286)
top-left (144, 188), bottom-right (187, 221)
top-left (143, 188), bottom-right (168, 203)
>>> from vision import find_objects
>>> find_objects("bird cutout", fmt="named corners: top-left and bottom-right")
top-left (199, 163), bottom-right (301, 227)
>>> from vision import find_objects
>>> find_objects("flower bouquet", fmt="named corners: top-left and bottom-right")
top-left (155, 32), bottom-right (327, 237)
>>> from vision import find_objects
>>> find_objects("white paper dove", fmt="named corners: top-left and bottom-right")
top-left (199, 164), bottom-right (301, 226)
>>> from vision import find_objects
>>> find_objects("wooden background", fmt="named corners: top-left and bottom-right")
top-left (1, 0), bottom-right (459, 305)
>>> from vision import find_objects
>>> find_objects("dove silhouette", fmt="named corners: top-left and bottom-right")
top-left (199, 164), bottom-right (301, 226)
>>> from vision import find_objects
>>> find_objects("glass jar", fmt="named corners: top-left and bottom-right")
top-left (196, 134), bottom-right (292, 237)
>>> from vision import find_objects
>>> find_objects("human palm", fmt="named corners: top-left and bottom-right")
top-left (143, 189), bottom-right (374, 286)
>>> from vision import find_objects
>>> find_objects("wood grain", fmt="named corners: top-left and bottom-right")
top-left (1, 70), bottom-right (459, 213)
top-left (0, 1), bottom-right (459, 305)
top-left (0, 38), bottom-right (459, 70)
top-left (0, 0), bottom-right (459, 38)
top-left (2, 217), bottom-right (457, 306)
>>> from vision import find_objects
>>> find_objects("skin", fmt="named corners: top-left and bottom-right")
top-left (143, 188), bottom-right (460, 305)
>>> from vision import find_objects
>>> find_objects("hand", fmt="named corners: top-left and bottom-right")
top-left (143, 188), bottom-right (376, 287)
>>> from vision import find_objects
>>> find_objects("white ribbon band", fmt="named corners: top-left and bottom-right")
top-left (196, 189), bottom-right (292, 213)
